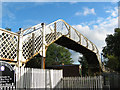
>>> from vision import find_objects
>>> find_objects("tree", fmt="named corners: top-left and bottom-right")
top-left (26, 43), bottom-right (73, 68)
top-left (102, 28), bottom-right (120, 71)
top-left (78, 55), bottom-right (88, 76)
top-left (105, 55), bottom-right (119, 70)
top-left (78, 54), bottom-right (102, 76)
top-left (46, 43), bottom-right (73, 67)
top-left (25, 54), bottom-right (42, 68)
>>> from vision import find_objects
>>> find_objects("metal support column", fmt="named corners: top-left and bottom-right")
top-left (41, 23), bottom-right (46, 69)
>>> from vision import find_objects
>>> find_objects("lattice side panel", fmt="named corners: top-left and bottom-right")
top-left (0, 31), bottom-right (18, 61)
top-left (87, 40), bottom-right (93, 51)
top-left (56, 32), bottom-right (62, 39)
top-left (34, 35), bottom-right (43, 54)
top-left (45, 32), bottom-right (62, 45)
top-left (70, 27), bottom-right (79, 42)
top-left (22, 27), bottom-right (43, 61)
top-left (45, 33), bottom-right (55, 44)
top-left (22, 37), bottom-right (33, 60)
top-left (56, 21), bottom-right (68, 35)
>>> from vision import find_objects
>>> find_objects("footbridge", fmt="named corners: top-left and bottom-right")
top-left (0, 19), bottom-right (104, 72)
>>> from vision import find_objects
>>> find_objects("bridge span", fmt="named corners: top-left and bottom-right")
top-left (0, 19), bottom-right (104, 72)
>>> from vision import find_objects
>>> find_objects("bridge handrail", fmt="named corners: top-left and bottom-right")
top-left (19, 19), bottom-right (99, 54)
top-left (0, 28), bottom-right (18, 36)
top-left (47, 19), bottom-right (99, 54)
top-left (21, 23), bottom-right (42, 36)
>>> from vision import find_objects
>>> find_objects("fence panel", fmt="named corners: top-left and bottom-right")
top-left (54, 76), bottom-right (103, 89)
top-left (15, 68), bottom-right (63, 89)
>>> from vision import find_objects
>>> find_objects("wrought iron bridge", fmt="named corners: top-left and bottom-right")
top-left (0, 19), bottom-right (104, 72)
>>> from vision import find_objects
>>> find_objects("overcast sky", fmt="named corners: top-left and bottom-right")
top-left (1, 2), bottom-right (118, 64)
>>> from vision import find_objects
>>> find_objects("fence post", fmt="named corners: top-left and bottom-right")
top-left (51, 70), bottom-right (54, 88)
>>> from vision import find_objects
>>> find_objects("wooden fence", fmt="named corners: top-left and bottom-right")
top-left (5, 67), bottom-right (120, 89)
top-left (15, 67), bottom-right (63, 89)
top-left (54, 76), bottom-right (103, 89)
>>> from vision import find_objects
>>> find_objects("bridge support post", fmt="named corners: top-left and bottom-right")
top-left (41, 23), bottom-right (46, 69)
top-left (18, 28), bottom-right (24, 67)
top-left (16, 28), bottom-right (23, 88)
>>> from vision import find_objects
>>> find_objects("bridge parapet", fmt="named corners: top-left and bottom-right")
top-left (46, 19), bottom-right (99, 54)
top-left (0, 28), bottom-right (18, 61)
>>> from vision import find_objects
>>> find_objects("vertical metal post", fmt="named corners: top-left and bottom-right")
top-left (41, 23), bottom-right (46, 69)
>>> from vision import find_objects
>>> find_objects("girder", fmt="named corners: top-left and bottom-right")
top-left (0, 19), bottom-right (104, 71)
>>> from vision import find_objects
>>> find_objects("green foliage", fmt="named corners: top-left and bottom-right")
top-left (25, 54), bottom-right (42, 68)
top-left (102, 28), bottom-right (120, 71)
top-left (106, 55), bottom-right (119, 70)
top-left (26, 43), bottom-right (73, 68)
top-left (78, 56), bottom-right (88, 76)
top-left (46, 43), bottom-right (73, 67)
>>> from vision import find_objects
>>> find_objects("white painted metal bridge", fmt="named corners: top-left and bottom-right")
top-left (0, 19), bottom-right (103, 71)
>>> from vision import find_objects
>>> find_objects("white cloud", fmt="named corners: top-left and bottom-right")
top-left (75, 7), bottom-right (96, 16)
top-left (2, 3), bottom-right (16, 20)
top-left (70, 14), bottom-right (117, 63)
top-left (72, 6), bottom-right (118, 56)
top-left (70, 50), bottom-right (81, 64)
top-left (111, 0), bottom-right (119, 4)
top-left (84, 7), bottom-right (96, 16)
top-left (69, 1), bottom-right (77, 4)
top-left (106, 7), bottom-right (118, 17)
top-left (72, 16), bottom-right (117, 53)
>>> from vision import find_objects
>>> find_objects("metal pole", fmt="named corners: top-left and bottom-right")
top-left (41, 23), bottom-right (46, 69)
